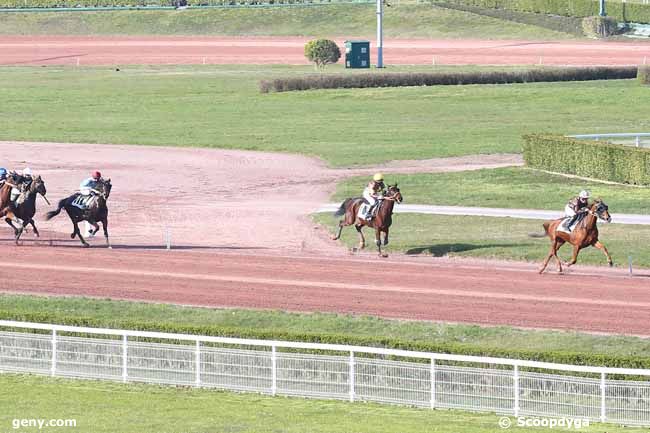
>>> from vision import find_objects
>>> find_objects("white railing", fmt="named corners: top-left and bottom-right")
top-left (569, 133), bottom-right (650, 148)
top-left (1, 320), bottom-right (650, 425)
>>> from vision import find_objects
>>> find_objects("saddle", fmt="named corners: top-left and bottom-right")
top-left (72, 194), bottom-right (97, 210)
top-left (558, 212), bottom-right (587, 234)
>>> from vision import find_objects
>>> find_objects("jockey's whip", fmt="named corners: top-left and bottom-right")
top-left (40, 194), bottom-right (51, 206)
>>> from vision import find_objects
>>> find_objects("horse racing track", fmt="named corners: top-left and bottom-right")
top-left (0, 141), bottom-right (649, 337)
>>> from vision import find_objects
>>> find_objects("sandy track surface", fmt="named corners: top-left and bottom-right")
top-left (2, 141), bottom-right (519, 254)
top-left (3, 248), bottom-right (650, 335)
top-left (1, 36), bottom-right (649, 66)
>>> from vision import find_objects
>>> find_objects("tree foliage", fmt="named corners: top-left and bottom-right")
top-left (304, 39), bottom-right (341, 70)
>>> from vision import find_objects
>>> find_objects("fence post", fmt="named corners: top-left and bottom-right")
top-left (271, 345), bottom-right (277, 396)
top-left (514, 364), bottom-right (520, 417)
top-left (51, 329), bottom-right (57, 377)
top-left (349, 351), bottom-right (355, 402)
top-left (122, 334), bottom-right (128, 383)
top-left (430, 357), bottom-right (436, 409)
top-left (195, 340), bottom-right (201, 386)
top-left (636, 136), bottom-right (641, 148)
top-left (601, 372), bottom-right (607, 423)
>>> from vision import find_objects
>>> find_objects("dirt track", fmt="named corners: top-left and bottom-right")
top-left (1, 36), bottom-right (649, 66)
top-left (3, 247), bottom-right (650, 335)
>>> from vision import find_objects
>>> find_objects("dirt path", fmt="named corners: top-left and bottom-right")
top-left (2, 141), bottom-right (519, 254)
top-left (3, 248), bottom-right (650, 335)
top-left (1, 36), bottom-right (649, 66)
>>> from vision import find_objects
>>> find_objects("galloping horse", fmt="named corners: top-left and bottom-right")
top-left (332, 184), bottom-right (403, 257)
top-left (538, 199), bottom-right (613, 274)
top-left (45, 179), bottom-right (112, 248)
top-left (0, 175), bottom-right (48, 243)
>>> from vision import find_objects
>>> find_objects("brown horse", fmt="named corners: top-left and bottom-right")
top-left (0, 175), bottom-right (48, 244)
top-left (538, 199), bottom-right (613, 274)
top-left (331, 184), bottom-right (403, 257)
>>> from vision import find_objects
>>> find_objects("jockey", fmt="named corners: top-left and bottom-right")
top-left (80, 171), bottom-right (103, 197)
top-left (0, 168), bottom-right (6, 187)
top-left (11, 167), bottom-right (33, 204)
top-left (363, 173), bottom-right (386, 220)
top-left (562, 190), bottom-right (590, 231)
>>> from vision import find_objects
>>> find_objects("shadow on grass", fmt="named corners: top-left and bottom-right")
top-left (406, 243), bottom-right (534, 257)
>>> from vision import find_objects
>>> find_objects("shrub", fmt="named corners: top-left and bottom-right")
top-left (259, 66), bottom-right (637, 93)
top-left (522, 134), bottom-right (650, 185)
top-left (304, 39), bottom-right (341, 71)
top-left (638, 65), bottom-right (650, 85)
top-left (582, 15), bottom-right (618, 38)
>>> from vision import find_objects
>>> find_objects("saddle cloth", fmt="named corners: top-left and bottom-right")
top-left (556, 213), bottom-right (586, 234)
top-left (72, 194), bottom-right (97, 210)
top-left (357, 204), bottom-right (371, 220)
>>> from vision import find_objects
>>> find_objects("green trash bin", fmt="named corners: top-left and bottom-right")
top-left (345, 40), bottom-right (370, 69)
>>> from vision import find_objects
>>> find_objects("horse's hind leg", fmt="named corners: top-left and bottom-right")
top-left (593, 241), bottom-right (613, 267)
top-left (564, 244), bottom-right (580, 268)
top-left (332, 220), bottom-right (344, 240)
top-left (355, 224), bottom-right (365, 249)
top-left (5, 218), bottom-right (19, 237)
top-left (539, 239), bottom-right (561, 274)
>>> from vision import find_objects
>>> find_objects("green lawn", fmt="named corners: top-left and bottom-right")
top-left (0, 4), bottom-right (578, 39)
top-left (2, 374), bottom-right (644, 433)
top-left (3, 294), bottom-right (650, 359)
top-left (332, 167), bottom-right (650, 214)
top-left (314, 213), bottom-right (650, 267)
top-left (1, 66), bottom-right (649, 166)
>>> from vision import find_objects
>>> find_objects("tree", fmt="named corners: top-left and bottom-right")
top-left (304, 39), bottom-right (341, 71)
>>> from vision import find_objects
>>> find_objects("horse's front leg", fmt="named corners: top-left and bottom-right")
top-left (375, 228), bottom-right (387, 258)
top-left (14, 224), bottom-right (24, 245)
top-left (29, 220), bottom-right (39, 237)
top-left (102, 218), bottom-right (111, 249)
top-left (383, 227), bottom-right (389, 246)
top-left (355, 224), bottom-right (365, 249)
top-left (593, 241), bottom-right (613, 267)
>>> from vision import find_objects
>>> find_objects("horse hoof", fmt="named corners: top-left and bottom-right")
top-left (82, 243), bottom-right (90, 248)
top-left (609, 262), bottom-right (614, 267)
top-left (71, 233), bottom-right (76, 239)
top-left (380, 253), bottom-right (388, 258)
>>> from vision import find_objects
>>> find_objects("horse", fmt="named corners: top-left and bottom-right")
top-left (331, 184), bottom-right (403, 257)
top-left (538, 199), bottom-right (613, 274)
top-left (0, 174), bottom-right (49, 243)
top-left (45, 178), bottom-right (112, 248)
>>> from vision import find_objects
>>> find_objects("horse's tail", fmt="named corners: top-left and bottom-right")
top-left (45, 198), bottom-right (66, 221)
top-left (334, 198), bottom-right (354, 217)
top-left (528, 221), bottom-right (552, 238)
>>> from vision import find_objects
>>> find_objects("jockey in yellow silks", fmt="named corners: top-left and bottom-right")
top-left (362, 173), bottom-right (386, 220)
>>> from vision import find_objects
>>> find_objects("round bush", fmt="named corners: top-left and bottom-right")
top-left (304, 39), bottom-right (341, 70)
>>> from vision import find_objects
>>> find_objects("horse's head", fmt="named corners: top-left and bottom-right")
top-left (101, 178), bottom-right (112, 200)
top-left (386, 184), bottom-right (403, 204)
top-left (591, 199), bottom-right (611, 223)
top-left (30, 175), bottom-right (47, 198)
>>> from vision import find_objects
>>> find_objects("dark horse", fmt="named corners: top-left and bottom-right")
top-left (332, 184), bottom-right (403, 257)
top-left (0, 175), bottom-right (49, 243)
top-left (45, 179), bottom-right (112, 248)
top-left (538, 199), bottom-right (613, 274)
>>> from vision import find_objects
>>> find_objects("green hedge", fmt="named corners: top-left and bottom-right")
top-left (436, 0), bottom-right (650, 24)
top-left (3, 309), bottom-right (650, 369)
top-left (523, 134), bottom-right (650, 185)
top-left (260, 66), bottom-right (637, 92)
top-left (0, 0), bottom-right (366, 8)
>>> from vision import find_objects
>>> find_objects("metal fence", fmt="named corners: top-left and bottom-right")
top-left (1, 320), bottom-right (650, 425)
top-left (569, 133), bottom-right (650, 148)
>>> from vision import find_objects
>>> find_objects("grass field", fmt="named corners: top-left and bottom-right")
top-left (1, 66), bottom-right (649, 166)
top-left (3, 374), bottom-right (646, 433)
top-left (3, 294), bottom-right (650, 358)
top-left (314, 213), bottom-right (650, 267)
top-left (0, 4), bottom-right (578, 39)
top-left (331, 167), bottom-right (650, 214)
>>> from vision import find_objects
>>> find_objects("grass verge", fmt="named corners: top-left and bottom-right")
top-left (313, 213), bottom-right (650, 267)
top-left (1, 66), bottom-right (650, 166)
top-left (0, 4), bottom-right (578, 39)
top-left (2, 294), bottom-right (650, 362)
top-left (2, 374), bottom-right (646, 433)
top-left (330, 167), bottom-right (650, 214)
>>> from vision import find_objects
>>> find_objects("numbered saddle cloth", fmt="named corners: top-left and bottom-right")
top-left (71, 194), bottom-right (97, 210)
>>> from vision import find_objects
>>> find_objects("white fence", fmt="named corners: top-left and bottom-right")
top-left (569, 133), bottom-right (650, 148)
top-left (1, 320), bottom-right (650, 425)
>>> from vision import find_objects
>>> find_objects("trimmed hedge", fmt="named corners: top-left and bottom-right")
top-left (0, 0), bottom-right (364, 8)
top-left (523, 134), bottom-right (650, 185)
top-left (3, 309), bottom-right (650, 369)
top-left (260, 67), bottom-right (637, 93)
top-left (435, 0), bottom-right (650, 25)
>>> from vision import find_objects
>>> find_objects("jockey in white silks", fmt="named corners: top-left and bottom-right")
top-left (362, 173), bottom-right (386, 220)
top-left (79, 171), bottom-right (102, 237)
